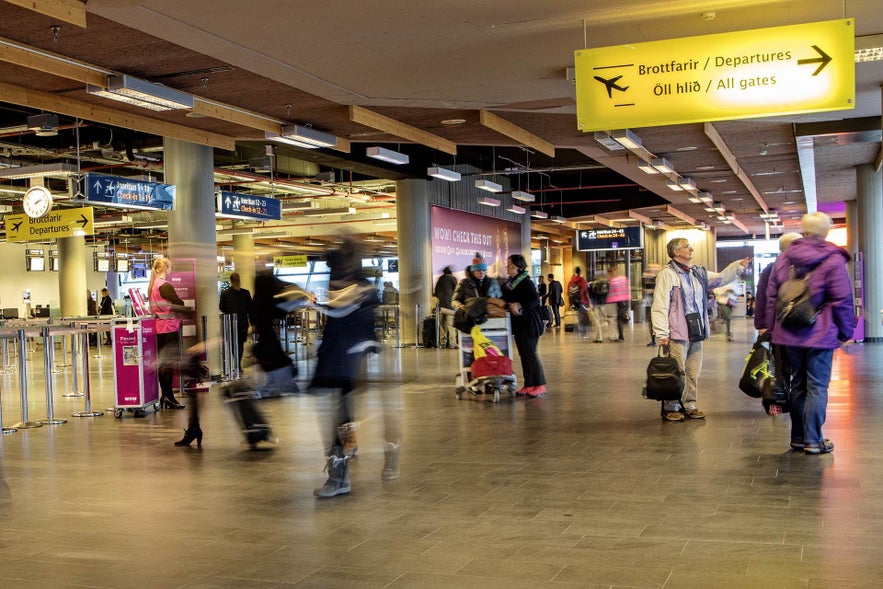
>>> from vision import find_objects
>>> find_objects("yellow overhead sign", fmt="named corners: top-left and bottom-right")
top-left (273, 255), bottom-right (307, 268)
top-left (575, 19), bottom-right (854, 132)
top-left (5, 207), bottom-right (94, 243)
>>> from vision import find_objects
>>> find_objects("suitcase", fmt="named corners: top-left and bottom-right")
top-left (219, 380), bottom-right (274, 448)
top-left (422, 315), bottom-right (437, 347)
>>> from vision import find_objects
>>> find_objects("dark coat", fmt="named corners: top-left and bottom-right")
top-left (764, 237), bottom-right (855, 348)
top-left (501, 272), bottom-right (544, 339)
top-left (434, 273), bottom-right (458, 309)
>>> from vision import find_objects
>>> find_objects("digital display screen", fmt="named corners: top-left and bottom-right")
top-left (27, 257), bottom-right (45, 272)
top-left (576, 226), bottom-right (643, 251)
top-left (96, 259), bottom-right (110, 272)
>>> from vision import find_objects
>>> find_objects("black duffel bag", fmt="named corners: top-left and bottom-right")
top-left (739, 332), bottom-right (775, 399)
top-left (643, 345), bottom-right (685, 401)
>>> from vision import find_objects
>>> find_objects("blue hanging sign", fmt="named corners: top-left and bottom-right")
top-left (216, 190), bottom-right (282, 221)
top-left (84, 173), bottom-right (175, 211)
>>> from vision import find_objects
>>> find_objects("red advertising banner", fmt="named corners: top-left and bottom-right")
top-left (430, 206), bottom-right (521, 282)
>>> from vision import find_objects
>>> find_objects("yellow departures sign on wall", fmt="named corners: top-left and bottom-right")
top-left (575, 19), bottom-right (854, 132)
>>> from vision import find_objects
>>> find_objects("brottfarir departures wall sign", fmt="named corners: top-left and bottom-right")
top-left (575, 19), bottom-right (854, 132)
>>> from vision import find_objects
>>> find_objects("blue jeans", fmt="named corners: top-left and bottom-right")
top-left (785, 347), bottom-right (834, 446)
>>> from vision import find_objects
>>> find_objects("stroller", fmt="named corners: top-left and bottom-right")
top-left (455, 323), bottom-right (517, 403)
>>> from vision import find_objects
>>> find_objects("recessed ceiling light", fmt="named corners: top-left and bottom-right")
top-left (441, 118), bottom-right (466, 126)
top-left (710, 179), bottom-right (727, 183)
top-left (676, 146), bottom-right (698, 151)
top-left (695, 165), bottom-right (715, 171)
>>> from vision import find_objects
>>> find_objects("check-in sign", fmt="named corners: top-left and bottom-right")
top-left (273, 255), bottom-right (307, 268)
top-left (85, 172), bottom-right (175, 211)
top-left (6, 207), bottom-right (94, 243)
top-left (575, 19), bottom-right (854, 132)
top-left (216, 190), bottom-right (281, 221)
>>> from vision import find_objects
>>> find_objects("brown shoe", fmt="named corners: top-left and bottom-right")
top-left (684, 408), bottom-right (706, 419)
top-left (662, 411), bottom-right (685, 422)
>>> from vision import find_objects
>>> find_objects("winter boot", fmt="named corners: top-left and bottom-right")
top-left (382, 442), bottom-right (400, 481)
top-left (337, 422), bottom-right (359, 458)
top-left (314, 448), bottom-right (351, 498)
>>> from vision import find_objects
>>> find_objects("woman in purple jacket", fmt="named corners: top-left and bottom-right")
top-left (763, 213), bottom-right (855, 455)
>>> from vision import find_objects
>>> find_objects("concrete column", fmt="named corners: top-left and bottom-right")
top-left (396, 178), bottom-right (431, 345)
top-left (163, 138), bottom-right (220, 369)
top-left (232, 233), bottom-right (256, 294)
top-left (58, 236), bottom-right (87, 317)
top-left (857, 164), bottom-right (883, 341)
top-left (520, 215), bottom-right (531, 264)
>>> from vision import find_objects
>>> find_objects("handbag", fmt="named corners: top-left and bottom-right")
top-left (685, 312), bottom-right (706, 342)
top-left (643, 345), bottom-right (685, 401)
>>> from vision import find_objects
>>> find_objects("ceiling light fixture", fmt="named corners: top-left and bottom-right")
top-left (506, 204), bottom-right (526, 214)
top-left (267, 125), bottom-right (337, 149)
top-left (678, 177), bottom-right (698, 192)
top-left (593, 131), bottom-right (625, 151)
top-left (551, 215), bottom-right (568, 224)
top-left (475, 179), bottom-right (502, 193)
top-left (0, 162), bottom-right (76, 179)
top-left (531, 210), bottom-right (549, 219)
top-left (427, 166), bottom-right (461, 182)
top-left (300, 206), bottom-right (356, 216)
top-left (651, 158), bottom-right (675, 174)
top-left (637, 161), bottom-right (660, 174)
top-left (611, 129), bottom-right (642, 150)
top-left (26, 113), bottom-right (59, 137)
top-left (86, 74), bottom-right (194, 111)
top-left (366, 146), bottom-right (409, 165)
top-left (698, 191), bottom-right (714, 204)
top-left (510, 190), bottom-right (536, 202)
top-left (477, 195), bottom-right (501, 207)
top-left (666, 179), bottom-right (684, 191)
top-left (856, 34), bottom-right (883, 62)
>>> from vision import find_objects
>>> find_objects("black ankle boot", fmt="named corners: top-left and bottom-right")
top-left (161, 397), bottom-right (185, 410)
top-left (174, 426), bottom-right (203, 447)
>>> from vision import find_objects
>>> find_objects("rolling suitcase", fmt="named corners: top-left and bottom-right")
top-left (219, 380), bottom-right (275, 448)
top-left (422, 315), bottom-right (437, 347)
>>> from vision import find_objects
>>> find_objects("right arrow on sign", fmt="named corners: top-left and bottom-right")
top-left (798, 45), bottom-right (832, 76)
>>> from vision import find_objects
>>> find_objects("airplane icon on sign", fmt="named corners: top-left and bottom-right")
top-left (593, 75), bottom-right (629, 98)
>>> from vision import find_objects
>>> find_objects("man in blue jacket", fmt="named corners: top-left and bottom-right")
top-left (763, 212), bottom-right (855, 455)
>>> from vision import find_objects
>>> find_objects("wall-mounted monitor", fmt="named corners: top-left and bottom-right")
top-left (115, 257), bottom-right (129, 273)
top-left (49, 250), bottom-right (59, 272)
top-left (95, 258), bottom-right (110, 272)
top-left (132, 262), bottom-right (147, 279)
top-left (27, 256), bottom-right (45, 271)
top-left (576, 226), bottom-right (644, 251)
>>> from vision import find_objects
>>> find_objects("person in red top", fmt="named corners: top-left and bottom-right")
top-left (566, 267), bottom-right (591, 338)
top-left (605, 267), bottom-right (630, 342)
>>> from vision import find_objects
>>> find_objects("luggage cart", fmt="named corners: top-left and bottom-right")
top-left (111, 317), bottom-right (160, 417)
top-left (455, 316), bottom-right (517, 403)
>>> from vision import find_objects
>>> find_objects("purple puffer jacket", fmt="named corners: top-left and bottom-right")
top-left (764, 237), bottom-right (855, 348)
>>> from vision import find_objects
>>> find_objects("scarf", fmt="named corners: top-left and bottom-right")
top-left (506, 270), bottom-right (530, 291)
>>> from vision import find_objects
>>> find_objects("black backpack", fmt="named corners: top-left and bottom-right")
top-left (591, 277), bottom-right (609, 297)
top-left (775, 266), bottom-right (819, 328)
top-left (643, 345), bottom-right (685, 401)
top-left (567, 283), bottom-right (582, 308)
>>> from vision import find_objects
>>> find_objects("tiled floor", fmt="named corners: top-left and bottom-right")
top-left (1, 317), bottom-right (882, 588)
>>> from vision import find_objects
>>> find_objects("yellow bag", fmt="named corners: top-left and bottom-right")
top-left (470, 325), bottom-right (502, 358)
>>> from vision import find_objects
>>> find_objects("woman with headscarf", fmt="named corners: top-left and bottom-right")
top-left (501, 254), bottom-right (547, 397)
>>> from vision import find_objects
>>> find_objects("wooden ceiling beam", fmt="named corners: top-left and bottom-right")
top-left (479, 110), bottom-right (555, 157)
top-left (0, 35), bottom-right (106, 86)
top-left (4, 0), bottom-right (86, 27)
top-left (349, 105), bottom-right (457, 155)
top-left (192, 99), bottom-right (282, 135)
top-left (666, 205), bottom-right (697, 226)
top-left (0, 81), bottom-right (236, 150)
top-left (628, 210), bottom-right (652, 225)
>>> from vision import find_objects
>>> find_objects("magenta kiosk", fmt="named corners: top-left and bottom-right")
top-left (111, 289), bottom-right (160, 417)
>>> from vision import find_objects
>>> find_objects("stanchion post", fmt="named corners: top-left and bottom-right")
top-left (63, 324), bottom-right (83, 398)
top-left (0, 337), bottom-right (11, 375)
top-left (395, 306), bottom-right (402, 348)
top-left (39, 326), bottom-right (66, 425)
top-left (94, 323), bottom-right (105, 359)
top-left (435, 301), bottom-right (440, 348)
top-left (177, 328), bottom-right (185, 394)
top-left (72, 331), bottom-right (103, 418)
top-left (220, 313), bottom-right (231, 381)
top-left (0, 335), bottom-right (16, 434)
top-left (12, 328), bottom-right (42, 429)
top-left (231, 314), bottom-right (240, 380)
top-left (415, 303), bottom-right (421, 347)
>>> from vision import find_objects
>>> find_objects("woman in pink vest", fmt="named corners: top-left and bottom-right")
top-left (605, 267), bottom-right (630, 342)
top-left (148, 258), bottom-right (188, 414)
